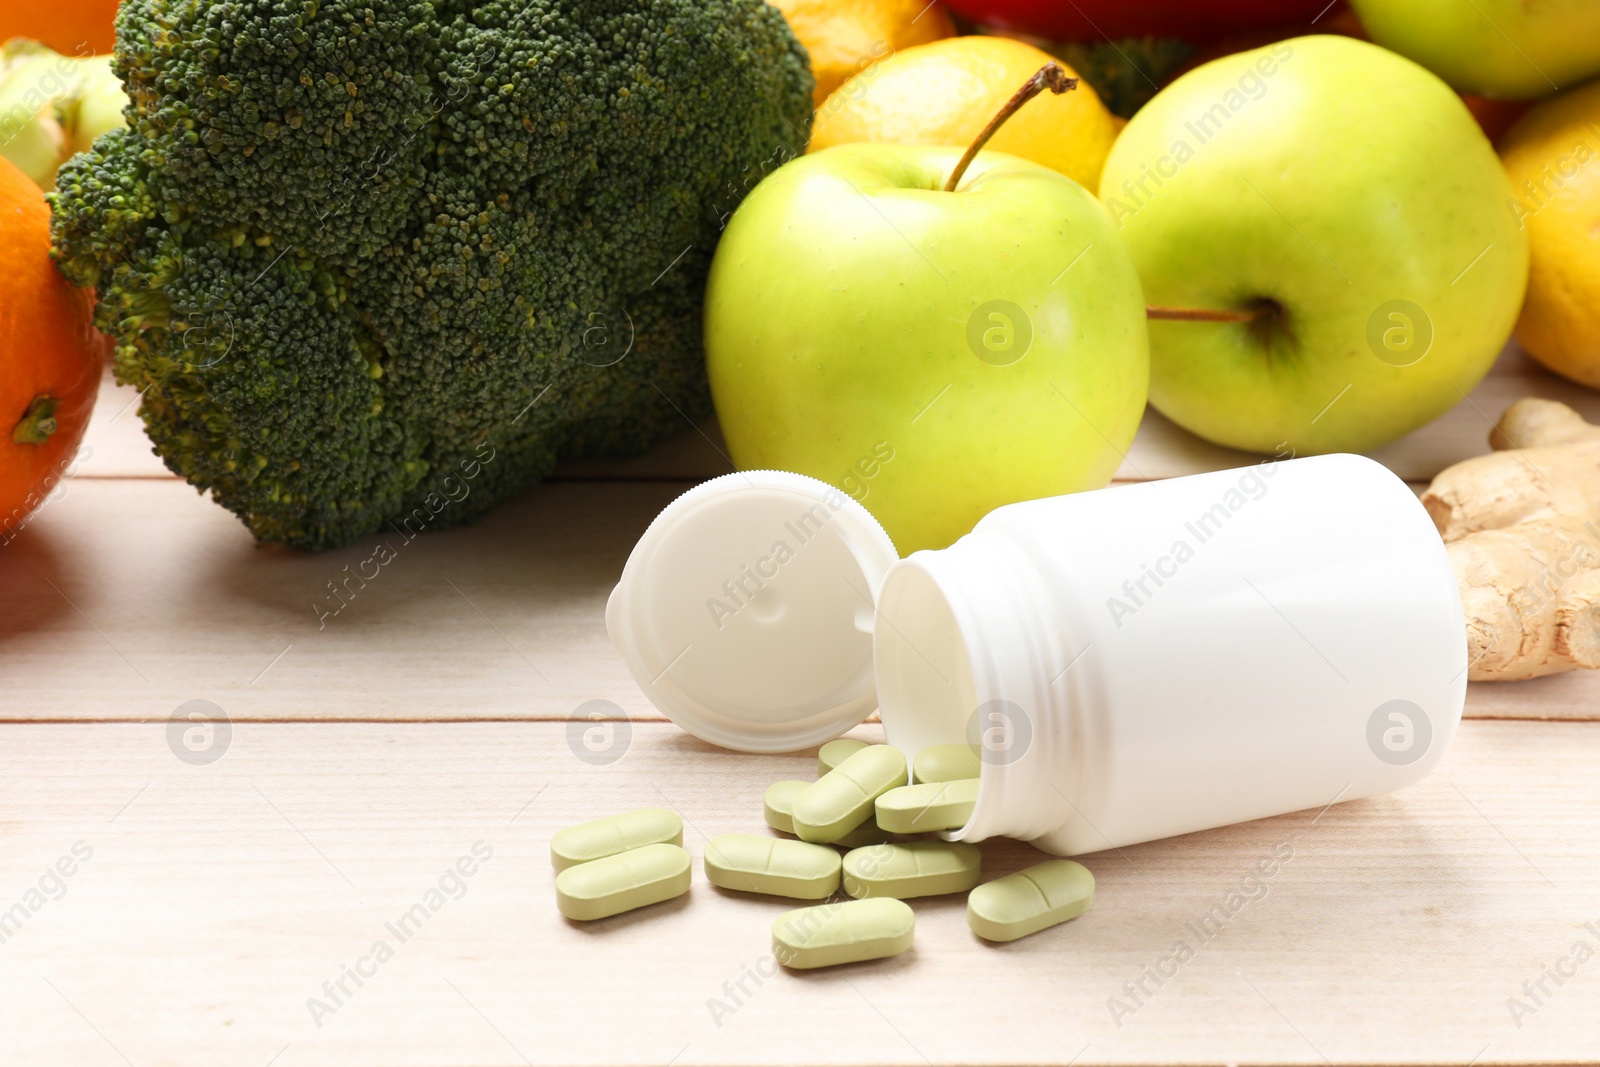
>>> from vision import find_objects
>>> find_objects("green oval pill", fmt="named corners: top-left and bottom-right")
top-left (554, 843), bottom-right (691, 921)
top-left (832, 816), bottom-right (893, 849)
top-left (967, 859), bottom-right (1094, 942)
top-left (875, 779), bottom-right (978, 833)
top-left (793, 745), bottom-right (907, 843)
top-left (913, 744), bottom-right (982, 784)
top-left (842, 840), bottom-right (982, 899)
top-left (772, 781), bottom-right (891, 845)
top-left (817, 737), bottom-right (868, 776)
top-left (704, 833), bottom-right (841, 900)
top-left (772, 897), bottom-right (915, 969)
top-left (550, 807), bottom-right (683, 871)
top-left (763, 780), bottom-right (807, 835)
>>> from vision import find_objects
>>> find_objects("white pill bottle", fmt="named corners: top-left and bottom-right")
top-left (608, 454), bottom-right (1466, 856)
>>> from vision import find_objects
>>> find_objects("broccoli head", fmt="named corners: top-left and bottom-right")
top-left (51, 0), bottom-right (812, 548)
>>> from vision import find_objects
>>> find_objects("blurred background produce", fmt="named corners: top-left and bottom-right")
top-left (1347, 0), bottom-right (1600, 100)
top-left (1017, 36), bottom-right (1192, 119)
top-left (937, 0), bottom-right (1336, 43)
top-left (1499, 80), bottom-right (1600, 388)
top-left (770, 0), bottom-right (955, 105)
top-left (0, 40), bottom-right (126, 190)
top-left (0, 0), bottom-right (119, 56)
top-left (809, 35), bottom-right (1121, 191)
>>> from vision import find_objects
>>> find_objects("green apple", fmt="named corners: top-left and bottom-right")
top-left (1349, 0), bottom-right (1600, 101)
top-left (1099, 35), bottom-right (1528, 456)
top-left (704, 142), bottom-right (1149, 554)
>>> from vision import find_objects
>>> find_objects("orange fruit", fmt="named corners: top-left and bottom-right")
top-left (1499, 80), bottom-right (1600, 387)
top-left (810, 36), bottom-right (1120, 192)
top-left (771, 0), bottom-right (956, 107)
top-left (0, 0), bottom-right (119, 55)
top-left (0, 154), bottom-right (102, 530)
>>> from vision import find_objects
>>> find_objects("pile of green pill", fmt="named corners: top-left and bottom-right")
top-left (551, 740), bottom-right (1095, 966)
top-left (552, 807), bottom-right (690, 920)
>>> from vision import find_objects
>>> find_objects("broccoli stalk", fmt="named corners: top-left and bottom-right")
top-left (51, 0), bottom-right (813, 548)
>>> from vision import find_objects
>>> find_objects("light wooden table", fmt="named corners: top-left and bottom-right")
top-left (4, 344), bottom-right (1597, 1066)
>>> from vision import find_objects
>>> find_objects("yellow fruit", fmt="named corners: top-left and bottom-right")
top-left (809, 36), bottom-right (1119, 193)
top-left (1500, 79), bottom-right (1600, 387)
top-left (770, 0), bottom-right (955, 107)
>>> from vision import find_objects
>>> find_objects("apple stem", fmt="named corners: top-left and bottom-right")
top-left (943, 63), bottom-right (1078, 193)
top-left (1146, 305), bottom-right (1271, 323)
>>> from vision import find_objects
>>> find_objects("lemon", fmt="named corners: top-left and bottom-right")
top-left (1500, 79), bottom-right (1600, 387)
top-left (770, 0), bottom-right (956, 107)
top-left (809, 36), bottom-right (1119, 192)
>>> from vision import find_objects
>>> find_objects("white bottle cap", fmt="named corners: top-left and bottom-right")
top-left (606, 470), bottom-right (899, 752)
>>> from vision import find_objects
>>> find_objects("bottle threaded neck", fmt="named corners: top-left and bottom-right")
top-left (875, 533), bottom-right (1075, 844)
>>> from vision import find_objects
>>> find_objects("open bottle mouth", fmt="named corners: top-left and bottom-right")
top-left (874, 561), bottom-right (979, 759)
top-left (874, 544), bottom-right (1073, 846)
top-left (874, 558), bottom-right (990, 843)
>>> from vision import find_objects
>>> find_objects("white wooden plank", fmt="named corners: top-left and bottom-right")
top-left (554, 421), bottom-right (735, 483)
top-left (1119, 342), bottom-right (1600, 481)
top-left (1361, 345), bottom-right (1600, 480)
top-left (1, 718), bottom-right (1595, 1066)
top-left (1466, 669), bottom-right (1600, 720)
top-left (79, 367), bottom-right (166, 478)
top-left (0, 477), bottom-right (678, 722)
top-left (82, 341), bottom-right (1600, 483)
top-left (80, 366), bottom-right (738, 482)
top-left (6, 477), bottom-right (1597, 723)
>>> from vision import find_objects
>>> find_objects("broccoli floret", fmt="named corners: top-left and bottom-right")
top-left (51, 0), bottom-right (812, 548)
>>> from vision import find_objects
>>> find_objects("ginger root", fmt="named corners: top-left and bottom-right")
top-left (1490, 396), bottom-right (1600, 451)
top-left (1450, 517), bottom-right (1600, 679)
top-left (1423, 439), bottom-right (1600, 541)
top-left (1421, 398), bottom-right (1600, 681)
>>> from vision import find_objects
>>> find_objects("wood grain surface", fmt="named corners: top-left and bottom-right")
top-left (6, 344), bottom-right (1598, 1066)
top-left (1, 720), bottom-right (1595, 1067)
top-left (78, 343), bottom-right (1600, 486)
top-left (3, 475), bottom-right (1595, 723)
